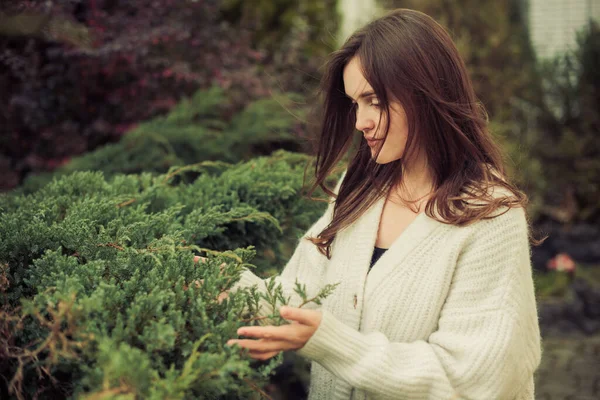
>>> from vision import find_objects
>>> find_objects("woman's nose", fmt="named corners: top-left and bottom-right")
top-left (355, 108), bottom-right (375, 133)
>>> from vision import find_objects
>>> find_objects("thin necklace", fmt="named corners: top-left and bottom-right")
top-left (407, 191), bottom-right (431, 203)
top-left (391, 189), bottom-right (433, 204)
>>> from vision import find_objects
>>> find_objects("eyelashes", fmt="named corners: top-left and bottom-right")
top-left (352, 102), bottom-right (381, 110)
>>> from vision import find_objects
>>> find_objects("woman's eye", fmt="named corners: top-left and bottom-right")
top-left (370, 102), bottom-right (380, 108)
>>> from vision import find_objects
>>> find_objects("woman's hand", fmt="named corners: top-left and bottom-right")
top-left (185, 255), bottom-right (228, 303)
top-left (193, 255), bottom-right (226, 268)
top-left (226, 306), bottom-right (322, 360)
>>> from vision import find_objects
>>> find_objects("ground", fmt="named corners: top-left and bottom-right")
top-left (535, 334), bottom-right (600, 400)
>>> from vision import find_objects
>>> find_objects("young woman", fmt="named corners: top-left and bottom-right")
top-left (224, 8), bottom-right (542, 400)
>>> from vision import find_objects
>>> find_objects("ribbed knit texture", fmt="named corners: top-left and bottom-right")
top-left (231, 171), bottom-right (542, 400)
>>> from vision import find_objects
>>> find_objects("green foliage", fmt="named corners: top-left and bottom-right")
top-left (489, 120), bottom-right (547, 218)
top-left (21, 86), bottom-right (308, 194)
top-left (0, 11), bottom-right (92, 48)
top-left (243, 278), bottom-right (339, 328)
top-left (534, 265), bottom-right (600, 300)
top-left (293, 281), bottom-right (340, 308)
top-left (537, 22), bottom-right (600, 221)
top-left (0, 152), bottom-right (342, 399)
top-left (384, 0), bottom-right (540, 119)
top-left (220, 0), bottom-right (339, 58)
top-left (534, 271), bottom-right (572, 299)
top-left (526, 21), bottom-right (600, 223)
top-left (219, 0), bottom-right (339, 97)
top-left (2, 0), bottom-right (281, 191)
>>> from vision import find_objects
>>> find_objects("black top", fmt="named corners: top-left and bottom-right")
top-left (369, 246), bottom-right (388, 270)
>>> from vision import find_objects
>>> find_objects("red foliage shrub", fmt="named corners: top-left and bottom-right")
top-left (0, 0), bottom-right (271, 190)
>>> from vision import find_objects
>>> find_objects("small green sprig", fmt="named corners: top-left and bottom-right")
top-left (293, 280), bottom-right (340, 309)
top-left (242, 278), bottom-right (339, 326)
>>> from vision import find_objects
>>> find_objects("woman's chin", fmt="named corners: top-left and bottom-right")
top-left (371, 151), bottom-right (388, 164)
top-left (371, 151), bottom-right (400, 165)
top-left (371, 151), bottom-right (386, 164)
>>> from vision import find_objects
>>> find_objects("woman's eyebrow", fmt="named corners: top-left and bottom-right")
top-left (345, 90), bottom-right (376, 102)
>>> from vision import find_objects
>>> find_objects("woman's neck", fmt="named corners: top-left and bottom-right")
top-left (390, 155), bottom-right (435, 205)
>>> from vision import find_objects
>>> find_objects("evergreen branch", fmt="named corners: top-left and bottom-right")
top-left (96, 242), bottom-right (197, 256)
top-left (0, 148), bottom-right (331, 396)
top-left (240, 315), bottom-right (272, 324)
top-left (179, 333), bottom-right (212, 380)
top-left (241, 376), bottom-right (274, 400)
top-left (0, 263), bottom-right (9, 305)
top-left (196, 248), bottom-right (244, 263)
top-left (81, 383), bottom-right (133, 400)
top-left (115, 198), bottom-right (136, 208)
top-left (161, 160), bottom-right (232, 184)
top-left (243, 279), bottom-right (341, 327)
top-left (97, 242), bottom-right (125, 251)
top-left (228, 211), bottom-right (282, 233)
top-left (297, 282), bottom-right (340, 309)
top-left (6, 294), bottom-right (91, 399)
top-left (0, 263), bottom-right (9, 293)
top-left (141, 244), bottom-right (195, 254)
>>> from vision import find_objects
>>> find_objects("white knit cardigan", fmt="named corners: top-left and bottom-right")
top-left (231, 171), bottom-right (542, 400)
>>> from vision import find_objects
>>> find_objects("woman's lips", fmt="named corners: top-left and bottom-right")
top-left (367, 139), bottom-right (381, 147)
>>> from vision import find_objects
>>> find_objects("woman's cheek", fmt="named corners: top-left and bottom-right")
top-left (377, 140), bottom-right (404, 164)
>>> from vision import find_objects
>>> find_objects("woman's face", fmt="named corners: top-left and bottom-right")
top-left (342, 56), bottom-right (409, 164)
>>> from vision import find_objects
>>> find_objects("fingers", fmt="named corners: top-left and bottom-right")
top-left (183, 279), bottom-right (227, 303)
top-left (227, 338), bottom-right (291, 353)
top-left (190, 280), bottom-right (228, 303)
top-left (193, 255), bottom-right (226, 270)
top-left (248, 350), bottom-right (280, 360)
top-left (237, 325), bottom-right (297, 341)
top-left (217, 291), bottom-right (229, 303)
top-left (279, 306), bottom-right (321, 326)
top-left (182, 279), bottom-right (202, 291)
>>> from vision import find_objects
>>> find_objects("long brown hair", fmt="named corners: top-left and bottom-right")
top-left (304, 8), bottom-right (533, 259)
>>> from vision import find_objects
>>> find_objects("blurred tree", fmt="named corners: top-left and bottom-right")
top-left (0, 0), bottom-right (268, 191)
top-left (221, 0), bottom-right (338, 54)
top-left (383, 0), bottom-right (542, 119)
top-left (534, 21), bottom-right (600, 224)
top-left (1, 0), bottom-right (340, 192)
top-left (19, 86), bottom-right (310, 194)
top-left (0, 11), bottom-right (91, 48)
top-left (220, 0), bottom-right (339, 93)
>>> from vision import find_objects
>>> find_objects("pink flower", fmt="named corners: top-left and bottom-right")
top-left (547, 253), bottom-right (576, 273)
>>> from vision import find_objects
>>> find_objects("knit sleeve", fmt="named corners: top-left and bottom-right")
top-left (229, 169), bottom-right (347, 321)
top-left (296, 206), bottom-right (542, 399)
